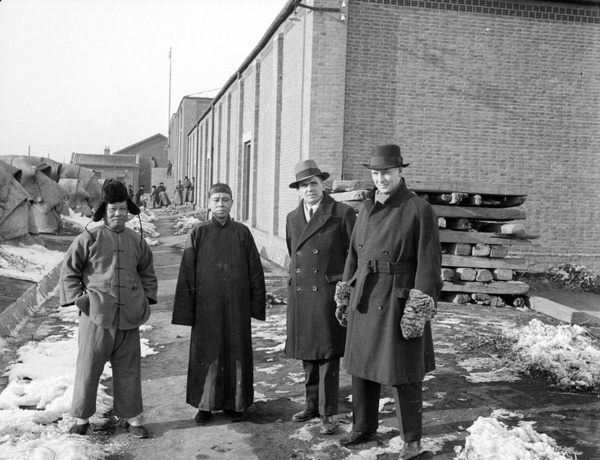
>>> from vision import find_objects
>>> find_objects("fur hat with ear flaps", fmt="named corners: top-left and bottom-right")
top-left (92, 179), bottom-right (141, 222)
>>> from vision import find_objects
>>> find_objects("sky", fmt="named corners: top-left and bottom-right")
top-left (0, 0), bottom-right (288, 164)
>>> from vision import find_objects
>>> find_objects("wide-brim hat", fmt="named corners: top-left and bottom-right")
top-left (289, 159), bottom-right (330, 188)
top-left (362, 144), bottom-right (410, 170)
top-left (92, 179), bottom-right (140, 222)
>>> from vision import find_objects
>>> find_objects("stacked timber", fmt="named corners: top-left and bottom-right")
top-left (327, 179), bottom-right (536, 308)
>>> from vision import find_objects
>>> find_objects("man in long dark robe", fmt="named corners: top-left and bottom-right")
top-left (172, 183), bottom-right (266, 425)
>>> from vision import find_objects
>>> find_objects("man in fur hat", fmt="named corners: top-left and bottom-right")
top-left (59, 179), bottom-right (158, 438)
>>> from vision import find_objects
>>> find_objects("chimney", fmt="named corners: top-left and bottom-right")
top-left (104, 145), bottom-right (110, 155)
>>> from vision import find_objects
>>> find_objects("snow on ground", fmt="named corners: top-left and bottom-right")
top-left (172, 215), bottom-right (202, 235)
top-left (503, 318), bottom-right (600, 390)
top-left (0, 304), bottom-right (156, 459)
top-left (454, 409), bottom-right (580, 459)
top-left (0, 244), bottom-right (63, 282)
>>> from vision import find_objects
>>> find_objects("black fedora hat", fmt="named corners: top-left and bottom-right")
top-left (362, 144), bottom-right (410, 170)
top-left (289, 159), bottom-right (330, 189)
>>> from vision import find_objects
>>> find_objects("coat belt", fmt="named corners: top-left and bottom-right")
top-left (353, 259), bottom-right (416, 311)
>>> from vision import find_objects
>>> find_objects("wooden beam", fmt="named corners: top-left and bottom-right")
top-left (442, 254), bottom-right (529, 269)
top-left (432, 205), bottom-right (526, 221)
top-left (439, 229), bottom-right (533, 246)
top-left (409, 181), bottom-right (529, 197)
top-left (442, 280), bottom-right (530, 295)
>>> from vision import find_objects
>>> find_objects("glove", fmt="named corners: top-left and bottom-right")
top-left (400, 289), bottom-right (436, 340)
top-left (334, 281), bottom-right (351, 327)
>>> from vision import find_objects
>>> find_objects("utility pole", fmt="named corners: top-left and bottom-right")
top-left (168, 47), bottom-right (172, 142)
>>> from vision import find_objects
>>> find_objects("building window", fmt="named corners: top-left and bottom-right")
top-left (241, 141), bottom-right (251, 222)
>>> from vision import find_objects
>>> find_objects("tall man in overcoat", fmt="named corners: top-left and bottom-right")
top-left (285, 160), bottom-right (356, 435)
top-left (336, 145), bottom-right (442, 460)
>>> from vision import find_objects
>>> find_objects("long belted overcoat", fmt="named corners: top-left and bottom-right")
top-left (285, 192), bottom-right (356, 360)
top-left (342, 179), bottom-right (443, 385)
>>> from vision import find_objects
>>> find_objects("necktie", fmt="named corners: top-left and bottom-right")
top-left (309, 208), bottom-right (314, 219)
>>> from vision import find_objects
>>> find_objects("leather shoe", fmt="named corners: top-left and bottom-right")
top-left (125, 422), bottom-right (148, 439)
top-left (69, 422), bottom-right (89, 435)
top-left (399, 440), bottom-right (421, 459)
top-left (223, 410), bottom-right (244, 422)
top-left (291, 408), bottom-right (320, 422)
top-left (320, 416), bottom-right (336, 435)
top-left (338, 430), bottom-right (377, 446)
top-left (194, 410), bottom-right (212, 425)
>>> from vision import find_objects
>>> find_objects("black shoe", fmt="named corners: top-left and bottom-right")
top-left (194, 410), bottom-right (212, 425)
top-left (223, 410), bottom-right (244, 422)
top-left (125, 422), bottom-right (149, 438)
top-left (338, 430), bottom-right (377, 446)
top-left (291, 409), bottom-right (320, 422)
top-left (69, 422), bottom-right (90, 435)
top-left (320, 416), bottom-right (337, 435)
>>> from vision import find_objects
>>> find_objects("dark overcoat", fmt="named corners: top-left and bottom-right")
top-left (172, 216), bottom-right (266, 411)
top-left (285, 192), bottom-right (356, 360)
top-left (343, 179), bottom-right (443, 385)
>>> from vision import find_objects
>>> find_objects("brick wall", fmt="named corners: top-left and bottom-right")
top-left (343, 0), bottom-right (600, 272)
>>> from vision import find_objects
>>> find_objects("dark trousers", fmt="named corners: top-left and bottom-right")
top-left (302, 358), bottom-right (340, 416)
top-left (351, 376), bottom-right (423, 442)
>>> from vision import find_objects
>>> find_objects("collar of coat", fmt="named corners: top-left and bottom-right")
top-left (211, 215), bottom-right (231, 228)
top-left (364, 178), bottom-right (412, 210)
top-left (290, 191), bottom-right (336, 250)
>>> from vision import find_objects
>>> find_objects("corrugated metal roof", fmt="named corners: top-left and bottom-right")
top-left (70, 153), bottom-right (138, 167)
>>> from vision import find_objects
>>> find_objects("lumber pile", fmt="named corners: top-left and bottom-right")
top-left (327, 179), bottom-right (536, 308)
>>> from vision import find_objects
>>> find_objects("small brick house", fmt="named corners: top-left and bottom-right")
top-left (179, 0), bottom-right (600, 272)
top-left (114, 134), bottom-right (168, 190)
top-left (70, 151), bottom-right (139, 189)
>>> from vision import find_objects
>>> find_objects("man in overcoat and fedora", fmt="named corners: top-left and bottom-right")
top-left (285, 159), bottom-right (356, 435)
top-left (336, 145), bottom-right (442, 459)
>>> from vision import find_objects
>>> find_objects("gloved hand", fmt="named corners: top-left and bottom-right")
top-left (334, 281), bottom-right (351, 327)
top-left (400, 289), bottom-right (436, 340)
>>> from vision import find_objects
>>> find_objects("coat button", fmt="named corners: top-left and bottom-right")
top-left (296, 250), bottom-right (301, 255)
top-left (358, 244), bottom-right (363, 249)
top-left (382, 250), bottom-right (389, 256)
top-left (296, 287), bottom-right (301, 291)
top-left (312, 268), bottom-right (319, 273)
top-left (377, 304), bottom-right (383, 310)
top-left (313, 249), bottom-right (319, 254)
top-left (312, 286), bottom-right (318, 291)
top-left (295, 268), bottom-right (300, 273)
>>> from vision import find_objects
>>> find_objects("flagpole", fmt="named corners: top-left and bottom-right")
top-left (168, 47), bottom-right (172, 136)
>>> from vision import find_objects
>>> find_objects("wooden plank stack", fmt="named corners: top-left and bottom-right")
top-left (326, 179), bottom-right (536, 308)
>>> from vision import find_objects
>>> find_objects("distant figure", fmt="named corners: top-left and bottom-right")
top-left (150, 185), bottom-right (159, 209)
top-left (175, 180), bottom-right (184, 206)
top-left (134, 185), bottom-right (145, 208)
top-left (183, 176), bottom-right (192, 204)
top-left (190, 178), bottom-right (195, 204)
top-left (166, 160), bottom-right (173, 177)
top-left (151, 157), bottom-right (158, 168)
top-left (128, 184), bottom-right (134, 200)
top-left (157, 182), bottom-right (171, 208)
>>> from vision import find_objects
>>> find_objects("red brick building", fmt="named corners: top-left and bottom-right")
top-left (182, 0), bottom-right (600, 271)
